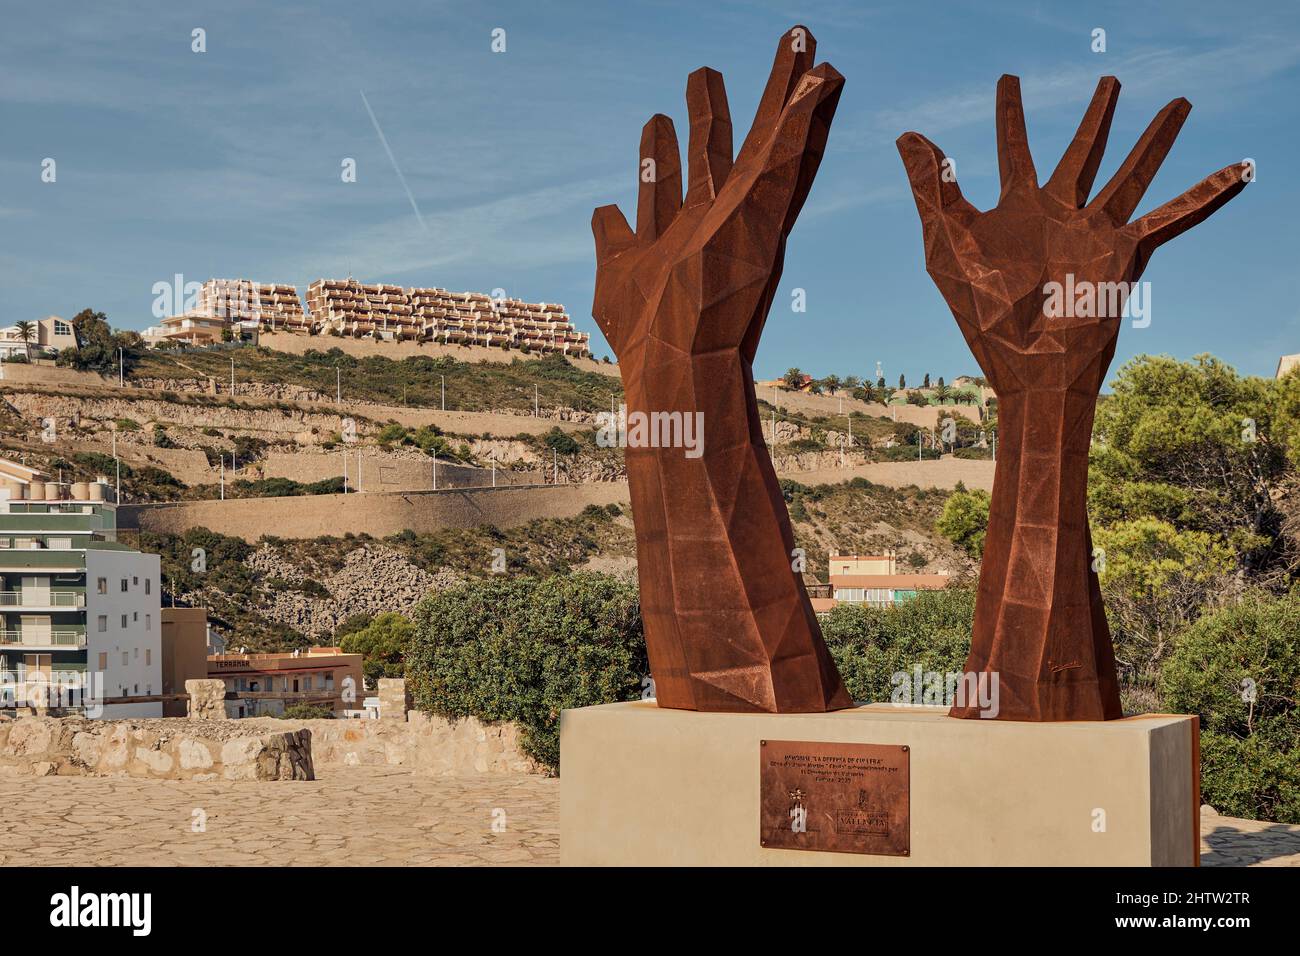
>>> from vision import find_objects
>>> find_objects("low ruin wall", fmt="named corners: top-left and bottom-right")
top-left (0, 717), bottom-right (312, 781)
top-left (250, 711), bottom-right (544, 776)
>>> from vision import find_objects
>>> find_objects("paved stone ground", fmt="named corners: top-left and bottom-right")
top-left (0, 766), bottom-right (558, 866)
top-left (1201, 806), bottom-right (1300, 867)
top-left (0, 767), bottom-right (1294, 866)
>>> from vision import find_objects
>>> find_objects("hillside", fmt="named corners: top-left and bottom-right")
top-left (133, 477), bottom-right (970, 652)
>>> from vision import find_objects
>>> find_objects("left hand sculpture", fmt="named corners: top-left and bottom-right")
top-left (591, 26), bottom-right (851, 712)
top-left (897, 76), bottom-right (1247, 720)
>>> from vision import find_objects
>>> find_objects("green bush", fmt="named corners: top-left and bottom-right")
top-left (406, 573), bottom-right (645, 771)
top-left (821, 587), bottom-right (974, 703)
top-left (1161, 590), bottom-right (1300, 823)
top-left (278, 704), bottom-right (335, 720)
top-left (936, 488), bottom-right (991, 558)
top-left (340, 611), bottom-right (414, 686)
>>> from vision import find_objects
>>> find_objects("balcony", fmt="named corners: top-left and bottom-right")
top-left (0, 628), bottom-right (87, 648)
top-left (0, 590), bottom-right (85, 608)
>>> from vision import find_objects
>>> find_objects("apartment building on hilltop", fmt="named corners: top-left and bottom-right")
top-left (140, 276), bottom-right (590, 358)
top-left (143, 278), bottom-right (306, 347)
top-left (0, 459), bottom-right (161, 718)
top-left (305, 278), bottom-right (590, 356)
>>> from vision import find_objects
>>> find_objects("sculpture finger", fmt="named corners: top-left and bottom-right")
top-left (737, 25), bottom-right (816, 165)
top-left (1090, 98), bottom-right (1191, 226)
top-left (896, 131), bottom-right (977, 225)
top-left (763, 63), bottom-right (844, 234)
top-left (684, 67), bottom-right (734, 207)
top-left (592, 203), bottom-right (636, 265)
top-left (1127, 163), bottom-right (1247, 265)
top-left (636, 114), bottom-right (682, 242)
top-left (1044, 76), bottom-right (1120, 208)
top-left (996, 74), bottom-right (1038, 196)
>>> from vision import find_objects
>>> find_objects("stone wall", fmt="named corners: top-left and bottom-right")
top-left (253, 711), bottom-right (544, 776)
top-left (186, 679), bottom-right (227, 719)
top-left (258, 331), bottom-right (621, 378)
top-left (0, 717), bottom-right (313, 780)
top-left (119, 482), bottom-right (631, 541)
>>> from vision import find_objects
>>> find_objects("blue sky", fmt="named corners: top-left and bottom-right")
top-left (1, 0), bottom-right (1297, 383)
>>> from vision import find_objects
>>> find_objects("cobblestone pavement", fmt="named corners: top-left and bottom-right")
top-left (0, 768), bottom-right (1294, 866)
top-left (0, 766), bottom-right (558, 866)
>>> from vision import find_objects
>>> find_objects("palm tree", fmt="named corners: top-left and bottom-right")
top-left (13, 321), bottom-right (35, 360)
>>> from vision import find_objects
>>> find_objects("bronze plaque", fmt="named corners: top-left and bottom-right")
top-left (759, 739), bottom-right (910, 856)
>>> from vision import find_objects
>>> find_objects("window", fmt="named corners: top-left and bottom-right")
top-left (145, 615), bottom-right (151, 632)
top-left (133, 647), bottom-right (138, 659)
top-left (145, 649), bottom-right (151, 665)
top-left (120, 614), bottom-right (127, 628)
top-left (133, 611), bottom-right (138, 622)
top-left (97, 652), bottom-right (107, 670)
top-left (132, 576), bottom-right (138, 586)
top-left (97, 615), bottom-right (107, 633)
top-left (145, 580), bottom-right (151, 595)
top-left (97, 578), bottom-right (107, 594)
top-left (121, 652), bottom-right (128, 666)
top-left (53, 320), bottom-right (71, 336)
top-left (120, 579), bottom-right (128, 592)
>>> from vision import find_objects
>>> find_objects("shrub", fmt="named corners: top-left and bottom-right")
top-left (542, 427), bottom-right (581, 456)
top-left (821, 587), bottom-right (974, 704)
top-left (1160, 590), bottom-right (1300, 823)
top-left (406, 573), bottom-right (645, 771)
top-left (935, 488), bottom-right (990, 558)
top-left (339, 612), bottom-right (414, 686)
top-left (278, 704), bottom-right (334, 720)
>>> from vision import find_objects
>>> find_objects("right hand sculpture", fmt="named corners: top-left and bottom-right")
top-left (896, 76), bottom-right (1247, 720)
top-left (590, 26), bottom-right (851, 712)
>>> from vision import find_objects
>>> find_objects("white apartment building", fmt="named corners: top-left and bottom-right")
top-left (0, 460), bottom-right (161, 718)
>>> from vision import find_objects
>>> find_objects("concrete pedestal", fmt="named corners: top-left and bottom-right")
top-left (560, 701), bottom-right (1199, 866)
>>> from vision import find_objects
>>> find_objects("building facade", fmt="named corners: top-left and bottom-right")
top-left (0, 315), bottom-right (77, 360)
top-left (207, 647), bottom-right (363, 718)
top-left (809, 552), bottom-right (951, 614)
top-left (0, 461), bottom-right (161, 718)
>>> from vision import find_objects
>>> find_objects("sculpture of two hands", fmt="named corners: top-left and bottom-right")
top-left (592, 26), bottom-right (1246, 719)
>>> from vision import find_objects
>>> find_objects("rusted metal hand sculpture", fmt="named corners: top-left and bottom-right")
top-left (591, 27), bottom-right (850, 712)
top-left (897, 76), bottom-right (1247, 720)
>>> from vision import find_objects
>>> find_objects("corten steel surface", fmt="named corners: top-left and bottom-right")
top-left (760, 740), bottom-right (910, 856)
top-left (590, 27), bottom-right (850, 712)
top-left (897, 76), bottom-right (1247, 721)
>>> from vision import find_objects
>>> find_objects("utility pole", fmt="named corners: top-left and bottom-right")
top-left (230, 357), bottom-right (234, 395)
top-left (553, 448), bottom-right (558, 485)
top-left (115, 458), bottom-right (120, 503)
top-left (431, 452), bottom-right (437, 491)
top-left (491, 452), bottom-right (496, 488)
top-left (343, 452), bottom-right (348, 494)
top-left (441, 375), bottom-right (445, 411)
top-left (118, 348), bottom-right (124, 387)
top-left (336, 367), bottom-right (341, 404)
top-left (219, 457), bottom-right (225, 500)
